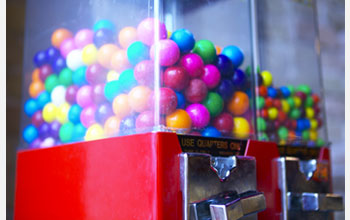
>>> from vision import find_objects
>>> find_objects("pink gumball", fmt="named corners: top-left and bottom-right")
top-left (150, 39), bottom-right (180, 67)
top-left (201, 64), bottom-right (221, 89)
top-left (137, 18), bottom-right (167, 46)
top-left (80, 105), bottom-right (97, 128)
top-left (134, 60), bottom-right (154, 86)
top-left (186, 103), bottom-right (210, 129)
top-left (60, 38), bottom-right (76, 58)
top-left (135, 110), bottom-right (155, 132)
top-left (76, 85), bottom-right (93, 107)
top-left (74, 29), bottom-right (94, 49)
top-left (180, 53), bottom-right (204, 78)
top-left (149, 87), bottom-right (177, 115)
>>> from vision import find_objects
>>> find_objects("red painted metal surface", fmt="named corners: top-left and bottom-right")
top-left (15, 132), bottom-right (182, 220)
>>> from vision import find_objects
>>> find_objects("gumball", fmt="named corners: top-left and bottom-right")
top-left (23, 125), bottom-right (39, 144)
top-left (293, 96), bottom-right (302, 108)
top-left (280, 86), bottom-right (291, 98)
top-left (180, 53), bottom-right (204, 78)
top-left (233, 117), bottom-right (250, 139)
top-left (278, 126), bottom-right (288, 140)
top-left (128, 86), bottom-right (152, 112)
top-left (104, 80), bottom-right (122, 101)
top-left (295, 91), bottom-right (307, 101)
top-left (37, 91), bottom-right (51, 108)
top-left (45, 46), bottom-right (60, 63)
top-left (149, 87), bottom-right (177, 115)
top-left (39, 64), bottom-right (53, 81)
top-left (310, 119), bottom-right (318, 130)
top-left (95, 102), bottom-right (113, 124)
top-left (267, 87), bottom-right (277, 98)
top-left (107, 70), bottom-right (120, 82)
top-left (82, 44), bottom-right (98, 65)
top-left (281, 100), bottom-right (290, 113)
top-left (68, 104), bottom-right (82, 124)
top-left (72, 123), bottom-right (86, 142)
top-left (312, 94), bottom-right (320, 104)
top-left (258, 86), bottom-right (268, 97)
top-left (184, 79), bottom-right (208, 103)
top-left (278, 111), bottom-right (287, 122)
top-left (286, 97), bottom-right (295, 109)
top-left (222, 45), bottom-right (244, 68)
top-left (232, 69), bottom-right (245, 86)
top-left (175, 92), bottom-right (186, 109)
top-left (38, 122), bottom-right (51, 138)
top-left (59, 122), bottom-right (74, 143)
top-left (60, 38), bottom-right (76, 58)
top-left (137, 18), bottom-right (167, 46)
top-left (72, 66), bottom-right (87, 86)
top-left (29, 80), bottom-right (44, 98)
top-left (202, 92), bottom-right (223, 117)
top-left (256, 117), bottom-right (267, 132)
top-left (267, 107), bottom-right (278, 120)
top-left (93, 19), bottom-right (116, 32)
top-left (56, 102), bottom-right (70, 124)
top-left (297, 84), bottom-right (311, 95)
top-left (58, 68), bottom-right (73, 86)
top-left (170, 29), bottom-right (195, 53)
top-left (110, 50), bottom-right (131, 72)
top-left (119, 69), bottom-right (138, 91)
top-left (192, 40), bottom-right (216, 64)
top-left (166, 109), bottom-right (192, 129)
top-left (40, 137), bottom-right (56, 148)
top-left (201, 64), bottom-right (221, 89)
top-left (186, 103), bottom-right (210, 129)
top-left (51, 85), bottom-right (67, 106)
top-left (227, 91), bottom-right (249, 116)
top-left (91, 84), bottom-right (105, 104)
top-left (49, 121), bottom-right (61, 139)
top-left (135, 110), bottom-right (155, 132)
top-left (257, 96), bottom-right (265, 109)
top-left (213, 112), bottom-right (233, 135)
top-left (202, 126), bottom-right (221, 137)
top-left (32, 110), bottom-right (44, 127)
top-left (216, 79), bottom-right (234, 101)
top-left (215, 54), bottom-right (234, 78)
top-left (305, 107), bottom-right (314, 119)
top-left (51, 28), bottom-right (73, 48)
top-left (32, 68), bottom-right (40, 81)
top-left (74, 29), bottom-right (94, 49)
top-left (44, 74), bottom-right (59, 93)
top-left (51, 56), bottom-right (66, 73)
top-left (65, 85), bottom-right (78, 104)
top-left (163, 66), bottom-right (189, 91)
top-left (150, 39), bottom-right (180, 66)
top-left (86, 63), bottom-right (107, 85)
top-left (127, 41), bottom-right (150, 65)
top-left (93, 28), bottom-right (115, 48)
top-left (260, 108), bottom-right (269, 119)
top-left (33, 50), bottom-right (48, 67)
top-left (309, 130), bottom-right (318, 141)
top-left (134, 60), bottom-right (154, 86)
top-left (304, 96), bottom-right (314, 107)
top-left (76, 85), bottom-right (93, 107)
top-left (289, 108), bottom-right (301, 119)
top-left (260, 71), bottom-right (273, 87)
top-left (104, 116), bottom-right (121, 137)
top-left (113, 94), bottom-right (132, 119)
top-left (42, 103), bottom-right (57, 123)
top-left (120, 115), bottom-right (136, 134)
top-left (80, 105), bottom-right (96, 128)
top-left (29, 138), bottom-right (42, 149)
top-left (24, 99), bottom-right (38, 117)
top-left (97, 44), bottom-right (119, 69)
top-left (118, 26), bottom-right (138, 49)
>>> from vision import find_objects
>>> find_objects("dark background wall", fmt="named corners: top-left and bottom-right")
top-left (6, 0), bottom-right (345, 219)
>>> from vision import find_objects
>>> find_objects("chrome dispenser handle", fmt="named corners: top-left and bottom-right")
top-left (287, 192), bottom-right (343, 212)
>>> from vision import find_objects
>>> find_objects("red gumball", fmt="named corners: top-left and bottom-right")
top-left (295, 91), bottom-right (306, 101)
top-left (149, 87), bottom-right (178, 115)
top-left (312, 94), bottom-right (320, 105)
top-left (265, 97), bottom-right (273, 108)
top-left (260, 108), bottom-right (268, 119)
top-left (213, 112), bottom-right (233, 135)
top-left (184, 79), bottom-right (208, 103)
top-left (163, 66), bottom-right (189, 91)
top-left (278, 111), bottom-right (287, 122)
top-left (273, 99), bottom-right (281, 109)
top-left (259, 86), bottom-right (268, 97)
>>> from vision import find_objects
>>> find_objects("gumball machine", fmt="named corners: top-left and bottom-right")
top-left (251, 0), bottom-right (343, 219)
top-left (14, 0), bottom-right (275, 219)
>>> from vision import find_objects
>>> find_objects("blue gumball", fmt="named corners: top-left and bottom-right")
top-left (120, 115), bottom-right (136, 135)
top-left (93, 19), bottom-right (116, 32)
top-left (51, 56), bottom-right (66, 73)
top-left (216, 79), bottom-right (234, 101)
top-left (280, 86), bottom-right (291, 98)
top-left (24, 99), bottom-right (38, 117)
top-left (46, 46), bottom-right (60, 63)
top-left (215, 54), bottom-right (234, 78)
top-left (267, 87), bottom-right (277, 98)
top-left (72, 123), bottom-right (87, 142)
top-left (33, 50), bottom-right (47, 67)
top-left (201, 126), bottom-right (221, 138)
top-left (222, 45), bottom-right (244, 68)
top-left (118, 69), bottom-right (137, 92)
top-left (37, 91), bottom-right (51, 108)
top-left (93, 28), bottom-right (115, 48)
top-left (72, 66), bottom-right (88, 86)
top-left (23, 125), bottom-right (39, 144)
top-left (104, 80), bottom-right (122, 101)
top-left (68, 104), bottom-right (82, 124)
top-left (127, 41), bottom-right (149, 65)
top-left (170, 29), bottom-right (195, 53)
top-left (232, 68), bottom-right (246, 86)
top-left (296, 119), bottom-right (305, 131)
top-left (303, 118), bottom-right (311, 130)
top-left (175, 91), bottom-right (186, 109)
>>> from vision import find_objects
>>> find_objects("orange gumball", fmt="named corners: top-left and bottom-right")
top-left (110, 50), bottom-right (132, 72)
top-left (215, 45), bottom-right (222, 54)
top-left (51, 28), bottom-right (73, 48)
top-left (166, 109), bottom-right (192, 130)
top-left (97, 44), bottom-right (119, 69)
top-left (118, 26), bottom-right (138, 49)
top-left (104, 116), bottom-right (121, 137)
top-left (32, 68), bottom-right (40, 81)
top-left (128, 86), bottom-right (152, 112)
top-left (29, 80), bottom-right (45, 98)
top-left (113, 94), bottom-right (132, 119)
top-left (228, 91), bottom-right (250, 116)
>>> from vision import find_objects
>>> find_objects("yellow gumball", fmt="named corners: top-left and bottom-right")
top-left (293, 96), bottom-right (302, 108)
top-left (309, 130), bottom-right (318, 141)
top-left (233, 117), bottom-right (250, 139)
top-left (305, 107), bottom-right (314, 119)
top-left (107, 70), bottom-right (120, 82)
top-left (281, 100), bottom-right (290, 113)
top-left (261, 71), bottom-right (273, 87)
top-left (56, 102), bottom-right (70, 124)
top-left (42, 103), bottom-right (57, 123)
top-left (82, 44), bottom-right (98, 65)
top-left (268, 107), bottom-right (278, 120)
top-left (310, 119), bottom-right (318, 130)
top-left (85, 123), bottom-right (105, 141)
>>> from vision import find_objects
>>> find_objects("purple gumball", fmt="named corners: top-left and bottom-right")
top-left (39, 122), bottom-right (50, 138)
top-left (77, 85), bottom-right (93, 108)
top-left (95, 102), bottom-right (113, 124)
top-left (201, 64), bottom-right (221, 89)
top-left (92, 84), bottom-right (106, 104)
top-left (29, 138), bottom-right (42, 149)
top-left (74, 29), bottom-right (94, 49)
top-left (86, 63), bottom-right (107, 85)
top-left (39, 64), bottom-right (53, 81)
top-left (60, 38), bottom-right (76, 58)
top-left (50, 120), bottom-right (61, 139)
top-left (80, 105), bottom-right (97, 128)
top-left (66, 85), bottom-right (79, 104)
top-left (186, 103), bottom-right (210, 129)
top-left (32, 110), bottom-right (44, 127)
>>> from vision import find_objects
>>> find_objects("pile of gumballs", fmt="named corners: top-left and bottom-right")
top-left (22, 17), bottom-right (324, 148)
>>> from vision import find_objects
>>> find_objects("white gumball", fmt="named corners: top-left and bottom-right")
top-left (40, 137), bottom-right (55, 148)
top-left (51, 85), bottom-right (66, 107)
top-left (66, 49), bottom-right (84, 71)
